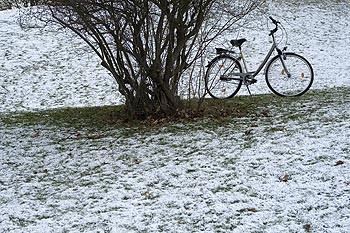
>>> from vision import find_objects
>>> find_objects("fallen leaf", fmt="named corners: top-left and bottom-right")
top-left (303, 223), bottom-right (311, 232)
top-left (280, 174), bottom-right (289, 182)
top-left (246, 208), bottom-right (257, 212)
top-left (261, 109), bottom-right (270, 117)
top-left (132, 158), bottom-right (141, 164)
top-left (335, 160), bottom-right (344, 166)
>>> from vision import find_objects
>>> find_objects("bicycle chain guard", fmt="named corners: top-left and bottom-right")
top-left (243, 75), bottom-right (257, 86)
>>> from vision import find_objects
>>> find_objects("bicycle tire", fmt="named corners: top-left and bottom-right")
top-left (265, 52), bottom-right (314, 97)
top-left (205, 55), bottom-right (243, 99)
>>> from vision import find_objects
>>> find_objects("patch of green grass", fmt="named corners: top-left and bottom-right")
top-left (1, 87), bottom-right (349, 131)
top-left (9, 215), bottom-right (35, 228)
top-left (0, 105), bottom-right (127, 130)
top-left (212, 185), bottom-right (234, 193)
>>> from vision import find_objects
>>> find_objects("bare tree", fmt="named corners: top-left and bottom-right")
top-left (20, 0), bottom-right (263, 118)
top-left (0, 0), bottom-right (13, 9)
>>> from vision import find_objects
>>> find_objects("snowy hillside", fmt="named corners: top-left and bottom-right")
top-left (0, 8), bottom-right (121, 112)
top-left (1, 1), bottom-right (350, 233)
top-left (1, 1), bottom-right (350, 112)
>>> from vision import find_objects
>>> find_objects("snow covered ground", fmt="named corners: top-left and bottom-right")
top-left (1, 1), bottom-right (350, 112)
top-left (1, 89), bottom-right (350, 232)
top-left (1, 1), bottom-right (350, 232)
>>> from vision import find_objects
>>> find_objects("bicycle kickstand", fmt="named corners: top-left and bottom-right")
top-left (246, 85), bottom-right (252, 96)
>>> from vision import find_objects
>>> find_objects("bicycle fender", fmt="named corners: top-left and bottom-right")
top-left (206, 54), bottom-right (240, 68)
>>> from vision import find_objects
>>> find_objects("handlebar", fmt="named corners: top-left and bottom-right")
top-left (269, 16), bottom-right (280, 36)
top-left (269, 16), bottom-right (279, 25)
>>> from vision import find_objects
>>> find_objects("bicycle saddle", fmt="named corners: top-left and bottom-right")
top-left (230, 38), bottom-right (247, 47)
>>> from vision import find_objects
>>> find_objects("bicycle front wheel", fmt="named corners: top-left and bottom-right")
top-left (205, 55), bottom-right (242, 99)
top-left (266, 53), bottom-right (314, 97)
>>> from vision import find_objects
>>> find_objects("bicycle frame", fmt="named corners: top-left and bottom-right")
top-left (225, 33), bottom-right (291, 82)
top-left (242, 39), bottom-right (276, 76)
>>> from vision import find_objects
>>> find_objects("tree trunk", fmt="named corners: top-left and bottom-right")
top-left (125, 82), bottom-right (181, 119)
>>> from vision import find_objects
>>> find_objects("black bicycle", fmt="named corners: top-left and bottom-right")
top-left (205, 17), bottom-right (314, 99)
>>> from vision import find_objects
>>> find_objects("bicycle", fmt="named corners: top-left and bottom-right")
top-left (205, 17), bottom-right (314, 99)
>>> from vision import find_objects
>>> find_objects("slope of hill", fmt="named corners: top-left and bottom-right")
top-left (1, 1), bottom-right (350, 112)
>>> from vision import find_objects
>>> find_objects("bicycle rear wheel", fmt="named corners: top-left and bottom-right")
top-left (205, 55), bottom-right (242, 99)
top-left (266, 53), bottom-right (314, 97)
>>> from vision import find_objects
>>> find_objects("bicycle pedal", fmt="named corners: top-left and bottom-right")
top-left (245, 78), bottom-right (257, 85)
top-left (220, 75), bottom-right (229, 81)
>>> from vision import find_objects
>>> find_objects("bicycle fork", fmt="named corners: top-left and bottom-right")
top-left (278, 49), bottom-right (291, 78)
